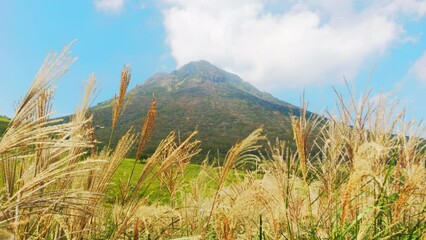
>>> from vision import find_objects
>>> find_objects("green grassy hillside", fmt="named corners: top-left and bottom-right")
top-left (0, 116), bottom-right (10, 136)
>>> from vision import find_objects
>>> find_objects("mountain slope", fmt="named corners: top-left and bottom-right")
top-left (91, 60), bottom-right (304, 157)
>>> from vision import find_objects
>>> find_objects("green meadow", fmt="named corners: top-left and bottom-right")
top-left (108, 158), bottom-right (203, 203)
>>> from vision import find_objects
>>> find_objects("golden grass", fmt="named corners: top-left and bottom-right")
top-left (1, 43), bottom-right (425, 239)
top-left (112, 65), bottom-right (131, 131)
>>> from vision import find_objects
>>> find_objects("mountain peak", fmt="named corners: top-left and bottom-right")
top-left (141, 60), bottom-right (292, 107)
top-left (173, 60), bottom-right (234, 83)
top-left (178, 60), bottom-right (219, 72)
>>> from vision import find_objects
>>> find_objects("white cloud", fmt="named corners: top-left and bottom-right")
top-left (380, 0), bottom-right (426, 17)
top-left (94, 0), bottom-right (125, 13)
top-left (162, 0), bottom-right (426, 90)
top-left (411, 51), bottom-right (426, 83)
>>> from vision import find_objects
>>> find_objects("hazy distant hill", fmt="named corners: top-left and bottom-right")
top-left (90, 60), bottom-right (306, 157)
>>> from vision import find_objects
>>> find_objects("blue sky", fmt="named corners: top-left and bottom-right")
top-left (1, 0), bottom-right (426, 122)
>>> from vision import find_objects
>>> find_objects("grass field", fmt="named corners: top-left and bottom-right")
top-left (109, 158), bottom-right (245, 204)
top-left (1, 46), bottom-right (425, 239)
top-left (109, 158), bottom-right (203, 203)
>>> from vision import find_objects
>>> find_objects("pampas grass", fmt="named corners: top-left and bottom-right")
top-left (109, 65), bottom-right (132, 149)
top-left (1, 43), bottom-right (425, 239)
top-left (112, 65), bottom-right (131, 132)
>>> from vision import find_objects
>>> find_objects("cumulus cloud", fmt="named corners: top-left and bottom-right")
top-left (411, 51), bottom-right (426, 83)
top-left (162, 0), bottom-right (426, 90)
top-left (94, 0), bottom-right (125, 13)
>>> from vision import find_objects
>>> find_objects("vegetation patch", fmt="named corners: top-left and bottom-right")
top-left (0, 116), bottom-right (9, 136)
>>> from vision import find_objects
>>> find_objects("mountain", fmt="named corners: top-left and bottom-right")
top-left (91, 60), bottom-right (304, 159)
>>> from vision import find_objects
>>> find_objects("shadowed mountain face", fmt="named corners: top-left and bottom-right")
top-left (91, 60), bottom-right (303, 158)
